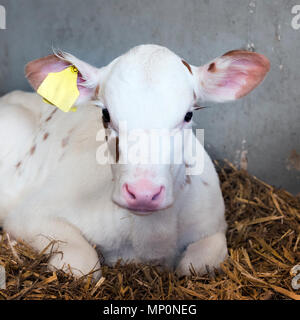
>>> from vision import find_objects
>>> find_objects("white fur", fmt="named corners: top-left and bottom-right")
top-left (0, 45), bottom-right (268, 279)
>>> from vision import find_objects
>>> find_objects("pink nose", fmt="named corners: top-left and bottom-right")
top-left (122, 179), bottom-right (165, 211)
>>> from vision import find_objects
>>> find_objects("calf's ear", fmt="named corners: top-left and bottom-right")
top-left (25, 52), bottom-right (100, 105)
top-left (193, 50), bottom-right (270, 103)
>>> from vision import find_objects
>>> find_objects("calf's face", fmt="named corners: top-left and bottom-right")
top-left (101, 47), bottom-right (196, 213)
top-left (26, 45), bottom-right (270, 214)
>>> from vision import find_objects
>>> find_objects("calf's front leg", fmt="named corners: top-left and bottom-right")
top-left (4, 215), bottom-right (101, 279)
top-left (176, 232), bottom-right (228, 276)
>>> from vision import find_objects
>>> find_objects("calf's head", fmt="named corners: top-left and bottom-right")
top-left (26, 45), bottom-right (270, 214)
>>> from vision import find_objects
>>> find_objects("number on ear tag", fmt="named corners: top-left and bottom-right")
top-left (37, 66), bottom-right (80, 112)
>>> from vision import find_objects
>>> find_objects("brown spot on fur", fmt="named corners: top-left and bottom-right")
top-left (62, 137), bottom-right (69, 148)
top-left (16, 161), bottom-right (22, 169)
top-left (185, 175), bottom-right (192, 184)
top-left (202, 180), bottom-right (209, 186)
top-left (68, 127), bottom-right (75, 135)
top-left (43, 132), bottom-right (49, 140)
top-left (30, 145), bottom-right (36, 155)
top-left (193, 91), bottom-right (197, 100)
top-left (181, 60), bottom-right (193, 75)
top-left (101, 118), bottom-right (119, 161)
top-left (116, 137), bottom-right (119, 163)
top-left (208, 62), bottom-right (216, 72)
top-left (45, 109), bottom-right (58, 122)
top-left (94, 85), bottom-right (100, 99)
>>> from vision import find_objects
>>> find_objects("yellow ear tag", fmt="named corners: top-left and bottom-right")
top-left (37, 66), bottom-right (80, 113)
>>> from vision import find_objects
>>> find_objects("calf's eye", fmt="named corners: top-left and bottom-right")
top-left (102, 108), bottom-right (110, 123)
top-left (184, 111), bottom-right (193, 122)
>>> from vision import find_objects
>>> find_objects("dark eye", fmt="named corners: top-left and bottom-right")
top-left (184, 111), bottom-right (193, 122)
top-left (102, 108), bottom-right (110, 123)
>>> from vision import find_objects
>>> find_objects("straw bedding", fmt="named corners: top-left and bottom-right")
top-left (0, 161), bottom-right (299, 300)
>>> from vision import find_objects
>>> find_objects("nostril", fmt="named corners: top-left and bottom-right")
top-left (125, 184), bottom-right (136, 200)
top-left (123, 181), bottom-right (165, 209)
top-left (152, 186), bottom-right (164, 201)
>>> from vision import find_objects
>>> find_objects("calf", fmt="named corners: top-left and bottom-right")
top-left (0, 45), bottom-right (269, 278)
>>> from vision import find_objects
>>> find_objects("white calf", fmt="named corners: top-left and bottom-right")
top-left (0, 45), bottom-right (269, 278)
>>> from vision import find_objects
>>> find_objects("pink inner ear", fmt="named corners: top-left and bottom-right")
top-left (25, 55), bottom-right (94, 97)
top-left (203, 51), bottom-right (270, 101)
top-left (41, 60), bottom-right (69, 75)
top-left (217, 70), bottom-right (247, 87)
top-left (231, 55), bottom-right (270, 99)
top-left (25, 55), bottom-right (69, 90)
top-left (76, 72), bottom-right (94, 97)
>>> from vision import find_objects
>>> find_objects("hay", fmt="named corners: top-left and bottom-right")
top-left (0, 161), bottom-right (299, 300)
